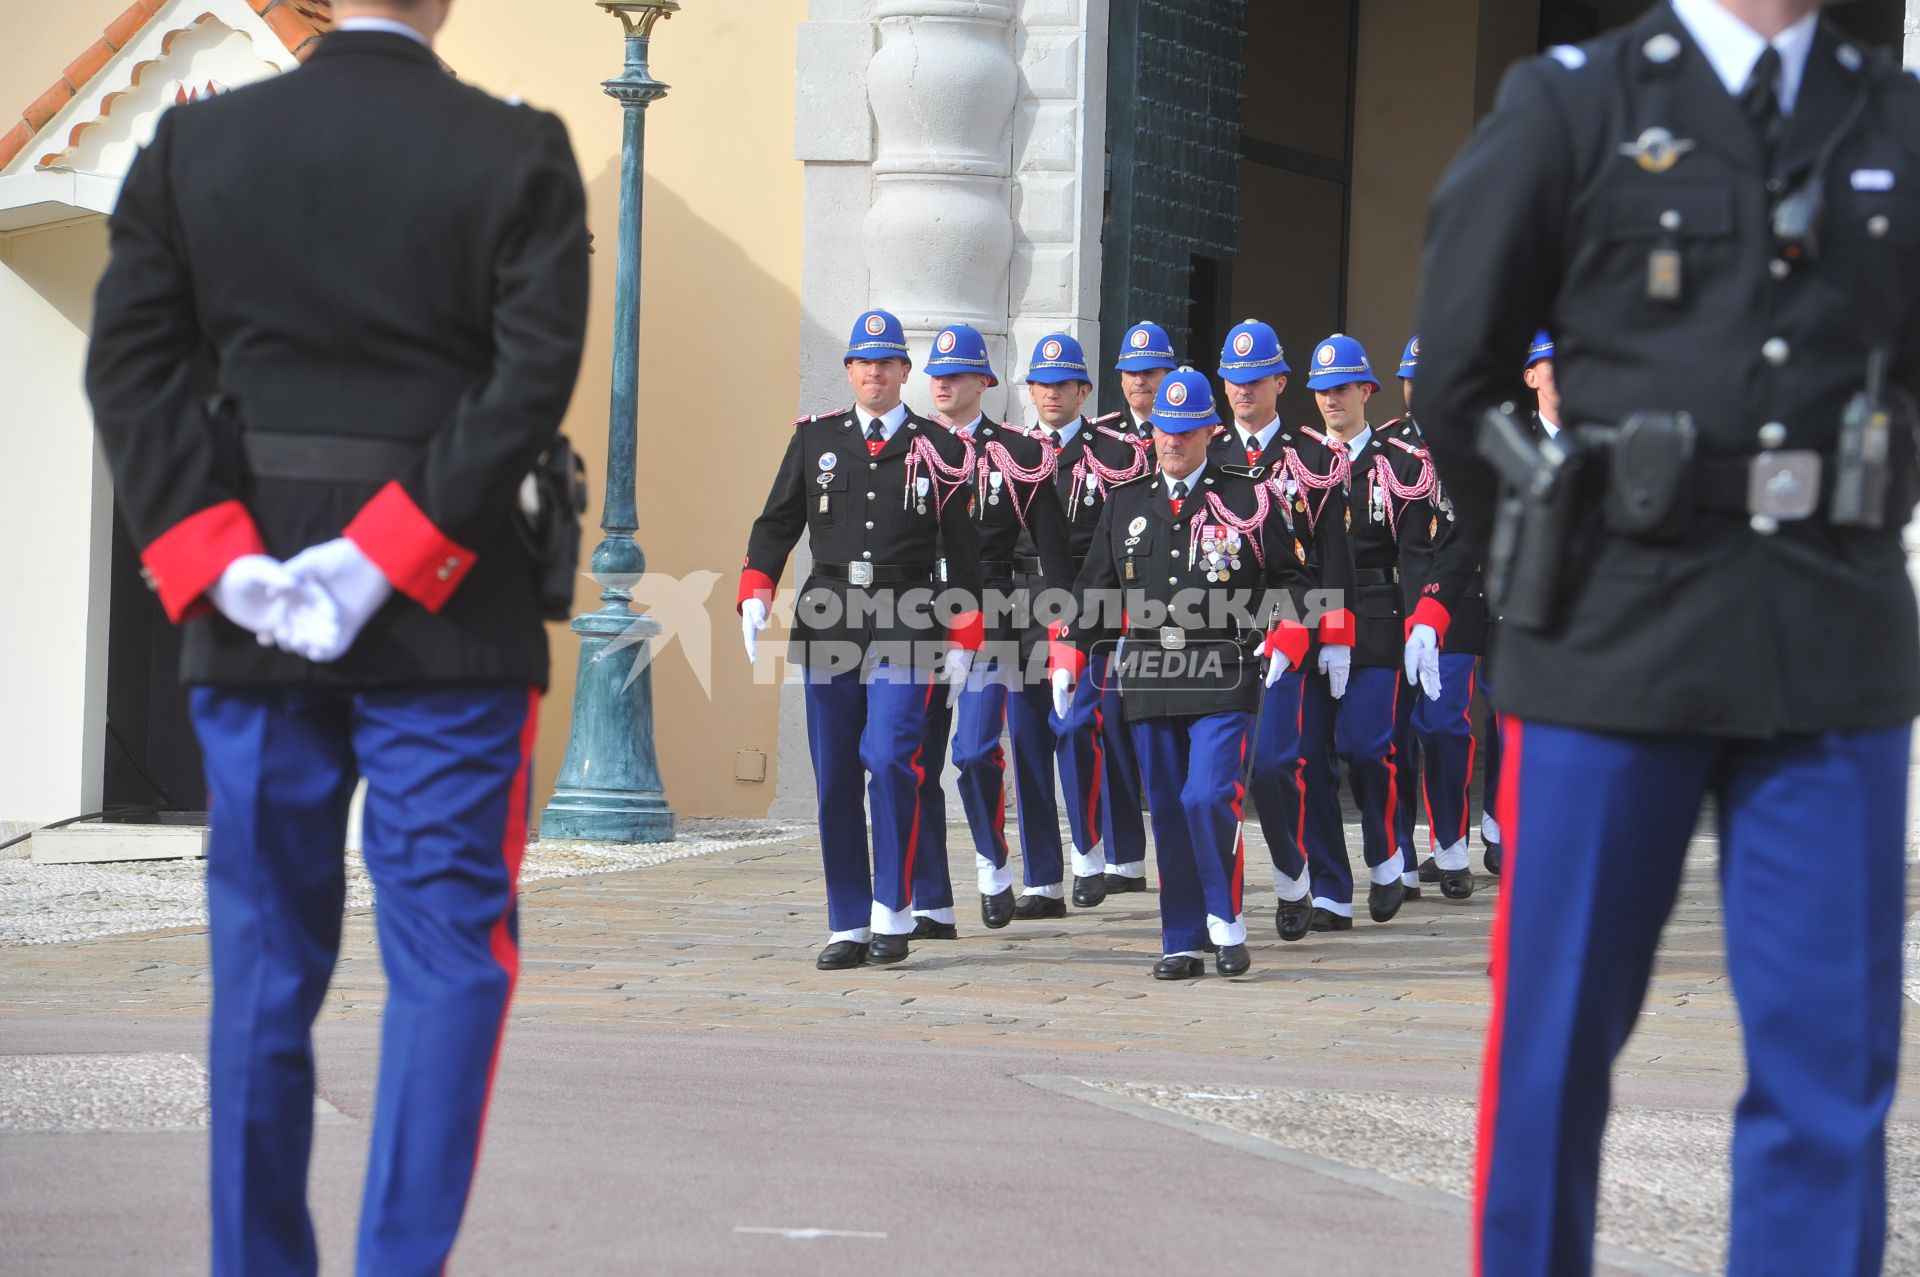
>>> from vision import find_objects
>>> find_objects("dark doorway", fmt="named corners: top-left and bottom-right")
top-left (104, 512), bottom-right (206, 819)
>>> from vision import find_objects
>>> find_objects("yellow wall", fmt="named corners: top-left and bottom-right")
top-left (1, 1), bottom-right (805, 821)
top-left (436, 2), bottom-right (806, 820)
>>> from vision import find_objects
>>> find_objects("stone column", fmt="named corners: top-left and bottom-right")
top-left (865, 0), bottom-right (1018, 417)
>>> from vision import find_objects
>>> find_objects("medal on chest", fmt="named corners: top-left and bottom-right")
top-left (987, 470), bottom-right (1003, 506)
top-left (1195, 524), bottom-right (1241, 582)
top-left (1369, 472), bottom-right (1387, 525)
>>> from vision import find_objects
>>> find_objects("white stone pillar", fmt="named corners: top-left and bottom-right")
top-left (866, 1), bottom-right (1018, 417)
top-left (1906, 0), bottom-right (1920, 67)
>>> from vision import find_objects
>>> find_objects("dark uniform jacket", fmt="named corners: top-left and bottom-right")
top-left (1388, 415), bottom-right (1489, 656)
top-left (740, 409), bottom-right (983, 671)
top-left (948, 418), bottom-right (1074, 650)
top-left (1211, 422), bottom-right (1359, 649)
top-left (1333, 420), bottom-right (1456, 668)
top-left (1416, 7), bottom-right (1920, 735)
top-left (85, 31), bottom-right (590, 690)
top-left (1061, 464), bottom-right (1317, 721)
top-left (1013, 413), bottom-right (1153, 651)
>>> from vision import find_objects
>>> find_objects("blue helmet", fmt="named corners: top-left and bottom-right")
top-left (845, 309), bottom-right (910, 363)
top-left (1526, 330), bottom-right (1556, 368)
top-left (923, 323), bottom-right (998, 386)
top-left (1114, 320), bottom-right (1178, 372)
top-left (1398, 335), bottom-right (1420, 380)
top-left (1149, 367), bottom-right (1222, 433)
top-left (1026, 332), bottom-right (1091, 385)
top-left (1217, 319), bottom-right (1291, 384)
top-left (1304, 334), bottom-right (1380, 392)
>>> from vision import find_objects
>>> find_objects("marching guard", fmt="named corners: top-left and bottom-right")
top-left (1005, 334), bottom-right (1153, 913)
top-left (1207, 320), bottom-right (1358, 941)
top-left (739, 309), bottom-right (985, 970)
top-left (1052, 368), bottom-right (1317, 978)
top-left (910, 325), bottom-right (1075, 931)
top-left (1114, 319), bottom-right (1178, 440)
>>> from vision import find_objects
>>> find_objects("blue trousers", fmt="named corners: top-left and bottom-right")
top-left (1414, 653), bottom-right (1479, 854)
top-left (1393, 670), bottom-right (1420, 875)
top-left (1481, 668), bottom-right (1503, 837)
top-left (803, 665), bottom-right (937, 934)
top-left (1301, 664), bottom-right (1404, 913)
top-left (191, 683), bottom-right (538, 1277)
top-left (1478, 718), bottom-right (1908, 1277)
top-left (1096, 652), bottom-right (1150, 872)
top-left (914, 661), bottom-right (1012, 905)
top-left (1132, 712), bottom-right (1252, 953)
top-left (1008, 649), bottom-right (1136, 886)
top-left (1245, 667), bottom-right (1307, 890)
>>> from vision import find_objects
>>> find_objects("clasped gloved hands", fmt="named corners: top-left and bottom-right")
top-left (206, 541), bottom-right (393, 664)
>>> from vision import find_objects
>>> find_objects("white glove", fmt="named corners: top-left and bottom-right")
top-left (1051, 667), bottom-right (1074, 719)
top-left (741, 597), bottom-right (770, 665)
top-left (942, 647), bottom-right (974, 708)
top-left (1318, 643), bottom-right (1352, 700)
top-left (1253, 636), bottom-right (1289, 688)
top-left (207, 555), bottom-right (300, 644)
top-left (277, 538), bottom-right (393, 663)
top-left (1404, 623), bottom-right (1442, 701)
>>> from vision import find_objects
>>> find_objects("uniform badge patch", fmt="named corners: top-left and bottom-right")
top-left (1043, 339), bottom-right (1063, 361)
top-left (937, 329), bottom-right (957, 353)
top-left (865, 314), bottom-right (887, 336)
top-left (1127, 516), bottom-right (1148, 537)
top-left (1642, 33), bottom-right (1681, 64)
top-left (1130, 328), bottom-right (1150, 349)
top-left (1317, 344), bottom-right (1336, 367)
top-left (819, 452), bottom-right (837, 470)
top-left (1620, 126), bottom-right (1696, 174)
top-left (1166, 382), bottom-right (1189, 407)
top-left (1233, 331), bottom-right (1255, 357)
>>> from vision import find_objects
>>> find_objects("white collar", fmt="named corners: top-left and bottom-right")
top-left (1165, 459), bottom-right (1207, 494)
top-left (1669, 0), bottom-right (1818, 114)
top-left (1342, 424), bottom-right (1373, 462)
top-left (856, 402), bottom-right (908, 440)
top-left (1040, 417), bottom-right (1082, 445)
top-left (943, 412), bottom-right (984, 439)
top-left (1537, 411), bottom-right (1563, 438)
top-left (337, 16), bottom-right (432, 47)
top-left (1237, 415), bottom-right (1282, 452)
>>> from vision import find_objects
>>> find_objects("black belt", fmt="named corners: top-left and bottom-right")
top-left (1008, 555), bottom-right (1045, 576)
top-left (980, 560), bottom-right (1016, 582)
top-left (812, 561), bottom-right (936, 586)
top-left (1693, 452), bottom-right (1825, 522)
top-left (1137, 626), bottom-right (1253, 650)
top-left (243, 432), bottom-right (421, 483)
top-left (1355, 566), bottom-right (1401, 586)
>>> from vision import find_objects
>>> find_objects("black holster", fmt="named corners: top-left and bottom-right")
top-left (514, 436), bottom-right (589, 621)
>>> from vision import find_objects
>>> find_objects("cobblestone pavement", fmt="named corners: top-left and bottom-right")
top-left (1, 816), bottom-right (1917, 1275)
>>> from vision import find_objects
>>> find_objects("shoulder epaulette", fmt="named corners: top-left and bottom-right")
top-left (1220, 463), bottom-right (1267, 482)
top-left (1109, 469), bottom-right (1156, 489)
top-left (1089, 410), bottom-right (1127, 427)
top-left (793, 406), bottom-right (850, 426)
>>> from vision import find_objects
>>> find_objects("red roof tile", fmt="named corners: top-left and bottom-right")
top-left (0, 0), bottom-right (332, 173)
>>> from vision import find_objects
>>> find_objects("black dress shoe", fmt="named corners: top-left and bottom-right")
top-left (868, 934), bottom-right (911, 964)
top-left (1439, 867), bottom-right (1476, 900)
top-left (1013, 894), bottom-right (1067, 921)
top-left (1484, 843), bottom-right (1502, 877)
top-left (1418, 855), bottom-right (1441, 883)
top-left (816, 940), bottom-right (869, 970)
top-left (911, 917), bottom-right (959, 939)
top-left (1152, 955), bottom-right (1206, 981)
top-left (1276, 897), bottom-right (1313, 942)
top-left (981, 890), bottom-right (1015, 929)
top-left (1071, 873), bottom-right (1108, 908)
top-left (1104, 873), bottom-right (1148, 894)
top-left (1403, 884), bottom-right (1424, 900)
top-left (1368, 878), bottom-right (1407, 923)
top-left (1308, 907), bottom-right (1352, 932)
top-left (1215, 943), bottom-right (1251, 977)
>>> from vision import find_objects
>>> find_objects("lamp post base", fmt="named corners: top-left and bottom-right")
top-left (538, 609), bottom-right (677, 845)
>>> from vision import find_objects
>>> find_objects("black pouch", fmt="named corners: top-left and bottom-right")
top-left (515, 436), bottom-right (590, 621)
top-left (1603, 411), bottom-right (1696, 540)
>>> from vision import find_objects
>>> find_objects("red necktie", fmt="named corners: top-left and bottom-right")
top-left (865, 420), bottom-right (886, 457)
top-left (1169, 479), bottom-right (1187, 517)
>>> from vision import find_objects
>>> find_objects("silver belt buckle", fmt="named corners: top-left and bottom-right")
top-left (1159, 626), bottom-right (1186, 650)
top-left (847, 561), bottom-right (874, 587)
top-left (1747, 450), bottom-right (1822, 521)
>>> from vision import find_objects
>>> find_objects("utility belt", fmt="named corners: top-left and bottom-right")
top-left (983, 555), bottom-right (1045, 583)
top-left (813, 561), bottom-right (938, 586)
top-left (1133, 625), bottom-right (1256, 651)
top-left (1478, 395), bottom-right (1918, 630)
top-left (231, 415), bottom-right (586, 622)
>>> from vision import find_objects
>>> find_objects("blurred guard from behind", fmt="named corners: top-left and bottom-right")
top-left (83, 3), bottom-right (589, 1273)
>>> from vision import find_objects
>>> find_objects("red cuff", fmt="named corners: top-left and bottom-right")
top-left (738, 568), bottom-right (776, 612)
top-left (140, 500), bottom-right (267, 624)
top-left (1267, 621), bottom-right (1311, 672)
top-left (947, 610), bottom-right (984, 653)
top-left (1317, 606), bottom-right (1356, 648)
top-left (1407, 596), bottom-right (1452, 647)
top-left (343, 481), bottom-right (476, 613)
top-left (1048, 621), bottom-right (1086, 679)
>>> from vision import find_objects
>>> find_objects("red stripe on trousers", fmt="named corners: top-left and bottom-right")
top-left (1474, 713), bottom-right (1523, 1277)
top-left (1380, 677), bottom-right (1400, 865)
top-left (900, 680), bottom-right (938, 904)
top-left (1458, 667), bottom-right (1478, 845)
top-left (1231, 730), bottom-right (1247, 916)
top-left (471, 688), bottom-right (540, 1193)
top-left (1085, 671), bottom-right (1106, 854)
